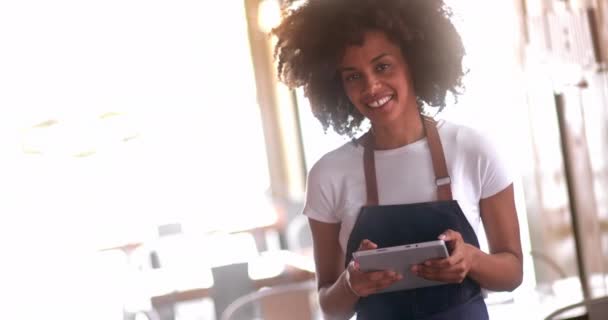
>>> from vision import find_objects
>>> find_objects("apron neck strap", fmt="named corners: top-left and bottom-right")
top-left (422, 116), bottom-right (453, 201)
top-left (363, 116), bottom-right (453, 206)
top-left (363, 143), bottom-right (379, 205)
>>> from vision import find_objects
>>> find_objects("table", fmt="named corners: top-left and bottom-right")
top-left (149, 251), bottom-right (315, 320)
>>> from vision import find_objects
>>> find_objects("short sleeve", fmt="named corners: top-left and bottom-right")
top-left (302, 160), bottom-right (340, 223)
top-left (477, 134), bottom-right (513, 199)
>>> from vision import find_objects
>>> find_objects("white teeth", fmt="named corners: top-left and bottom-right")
top-left (368, 96), bottom-right (392, 108)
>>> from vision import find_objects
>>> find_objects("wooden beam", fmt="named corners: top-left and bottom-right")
top-left (243, 0), bottom-right (306, 201)
top-left (555, 88), bottom-right (605, 299)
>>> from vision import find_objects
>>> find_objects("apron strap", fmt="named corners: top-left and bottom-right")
top-left (422, 116), bottom-right (453, 201)
top-left (363, 116), bottom-right (453, 205)
top-left (364, 143), bottom-right (379, 205)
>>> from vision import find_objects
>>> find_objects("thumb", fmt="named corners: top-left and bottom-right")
top-left (438, 229), bottom-right (460, 242)
top-left (358, 239), bottom-right (378, 251)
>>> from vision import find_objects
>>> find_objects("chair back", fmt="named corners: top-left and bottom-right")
top-left (221, 280), bottom-right (317, 320)
top-left (211, 263), bottom-right (256, 320)
top-left (544, 296), bottom-right (608, 320)
top-left (286, 215), bottom-right (313, 252)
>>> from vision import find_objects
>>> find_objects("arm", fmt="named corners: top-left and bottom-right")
top-left (308, 219), bottom-right (358, 320)
top-left (414, 184), bottom-right (523, 291)
top-left (309, 219), bottom-right (402, 319)
top-left (470, 184), bottom-right (523, 291)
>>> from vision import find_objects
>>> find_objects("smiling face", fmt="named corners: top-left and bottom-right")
top-left (339, 31), bottom-right (418, 129)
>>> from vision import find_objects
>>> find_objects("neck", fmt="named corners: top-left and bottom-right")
top-left (371, 109), bottom-right (424, 150)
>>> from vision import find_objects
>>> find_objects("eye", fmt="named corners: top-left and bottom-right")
top-left (376, 63), bottom-right (390, 72)
top-left (344, 72), bottom-right (361, 82)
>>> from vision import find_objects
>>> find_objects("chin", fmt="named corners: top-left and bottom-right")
top-left (368, 106), bottom-right (407, 124)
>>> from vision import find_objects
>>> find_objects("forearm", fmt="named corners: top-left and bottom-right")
top-left (468, 245), bottom-right (523, 291)
top-left (318, 271), bottom-right (358, 320)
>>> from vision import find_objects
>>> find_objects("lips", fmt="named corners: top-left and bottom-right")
top-left (366, 95), bottom-right (394, 108)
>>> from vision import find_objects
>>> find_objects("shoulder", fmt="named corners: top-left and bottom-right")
top-left (308, 140), bottom-right (361, 180)
top-left (438, 120), bottom-right (497, 157)
top-left (439, 120), bottom-right (513, 198)
top-left (303, 140), bottom-right (362, 223)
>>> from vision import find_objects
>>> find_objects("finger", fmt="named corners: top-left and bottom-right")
top-left (447, 241), bottom-right (465, 262)
top-left (449, 252), bottom-right (465, 266)
top-left (361, 274), bottom-right (403, 295)
top-left (415, 262), bottom-right (464, 282)
top-left (413, 261), bottom-right (447, 277)
top-left (439, 229), bottom-right (463, 243)
top-left (416, 261), bottom-right (468, 283)
top-left (348, 259), bottom-right (361, 273)
top-left (439, 229), bottom-right (464, 253)
top-left (421, 261), bottom-right (448, 271)
top-left (347, 261), bottom-right (364, 284)
top-left (414, 265), bottom-right (443, 280)
top-left (375, 277), bottom-right (402, 289)
top-left (415, 259), bottom-right (448, 270)
top-left (438, 229), bottom-right (457, 240)
top-left (422, 257), bottom-right (447, 268)
top-left (350, 270), bottom-right (393, 295)
top-left (419, 256), bottom-right (464, 274)
top-left (366, 270), bottom-right (398, 281)
top-left (429, 247), bottom-right (464, 267)
top-left (358, 239), bottom-right (378, 251)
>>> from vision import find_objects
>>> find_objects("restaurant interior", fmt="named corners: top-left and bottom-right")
top-left (1, 0), bottom-right (607, 319)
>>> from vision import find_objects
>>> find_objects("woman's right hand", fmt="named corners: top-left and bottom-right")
top-left (344, 239), bottom-right (403, 297)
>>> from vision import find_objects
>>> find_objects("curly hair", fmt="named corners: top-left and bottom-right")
top-left (272, 0), bottom-right (466, 136)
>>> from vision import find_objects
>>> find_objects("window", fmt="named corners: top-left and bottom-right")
top-left (295, 88), bottom-right (351, 171)
top-left (0, 0), bottom-right (272, 258)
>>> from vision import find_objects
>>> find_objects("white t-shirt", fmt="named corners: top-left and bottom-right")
top-left (302, 120), bottom-right (512, 253)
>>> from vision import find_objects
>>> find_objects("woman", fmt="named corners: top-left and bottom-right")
top-left (272, 0), bottom-right (523, 319)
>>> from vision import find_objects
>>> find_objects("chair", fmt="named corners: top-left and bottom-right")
top-left (544, 296), bottom-right (608, 320)
top-left (286, 214), bottom-right (313, 252)
top-left (220, 280), bottom-right (318, 320)
top-left (211, 263), bottom-right (256, 320)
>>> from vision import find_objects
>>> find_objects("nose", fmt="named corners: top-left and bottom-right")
top-left (363, 74), bottom-right (382, 97)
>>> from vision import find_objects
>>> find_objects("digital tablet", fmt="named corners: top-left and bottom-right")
top-left (352, 239), bottom-right (449, 293)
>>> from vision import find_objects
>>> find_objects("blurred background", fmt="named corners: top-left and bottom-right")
top-left (0, 0), bottom-right (607, 319)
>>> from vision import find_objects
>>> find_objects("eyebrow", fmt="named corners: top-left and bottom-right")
top-left (371, 53), bottom-right (390, 63)
top-left (339, 53), bottom-right (391, 72)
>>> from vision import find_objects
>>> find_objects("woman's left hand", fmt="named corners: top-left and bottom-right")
top-left (411, 229), bottom-right (478, 283)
